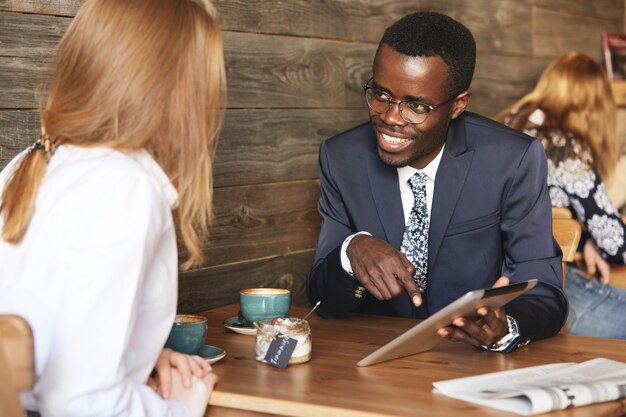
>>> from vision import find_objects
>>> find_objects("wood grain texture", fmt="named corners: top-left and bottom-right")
top-left (0, 13), bottom-right (60, 107)
top-left (440, 0), bottom-right (532, 56)
top-left (0, 111), bottom-right (39, 167)
top-left (533, 7), bottom-right (623, 59)
top-left (471, 54), bottom-right (552, 117)
top-left (0, 12), bottom-right (69, 57)
top-left (214, 0), bottom-right (533, 55)
top-left (3, 6), bottom-right (620, 112)
top-left (535, 0), bottom-right (625, 20)
top-left (214, 109), bottom-right (367, 188)
top-left (0, 56), bottom-right (52, 110)
top-left (344, 44), bottom-right (377, 106)
top-left (0, 13), bottom-right (371, 110)
top-left (2, 0), bottom-right (538, 56)
top-left (223, 31), bottom-right (347, 109)
top-left (214, 0), bottom-right (420, 43)
top-left (0, 0), bottom-right (82, 15)
top-left (206, 408), bottom-right (276, 417)
top-left (178, 250), bottom-right (314, 313)
top-left (193, 180), bottom-right (321, 268)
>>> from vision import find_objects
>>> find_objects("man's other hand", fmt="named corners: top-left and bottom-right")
top-left (347, 234), bottom-right (421, 307)
top-left (436, 276), bottom-right (510, 347)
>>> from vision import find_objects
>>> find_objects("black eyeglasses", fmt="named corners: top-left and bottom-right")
top-left (363, 79), bottom-right (459, 124)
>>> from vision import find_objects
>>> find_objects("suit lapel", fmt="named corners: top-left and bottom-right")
top-left (366, 148), bottom-right (404, 248)
top-left (428, 115), bottom-right (474, 273)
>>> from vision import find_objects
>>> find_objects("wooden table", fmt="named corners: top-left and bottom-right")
top-left (200, 305), bottom-right (626, 417)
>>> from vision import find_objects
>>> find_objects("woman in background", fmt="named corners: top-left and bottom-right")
top-left (0, 0), bottom-right (225, 416)
top-left (496, 51), bottom-right (626, 339)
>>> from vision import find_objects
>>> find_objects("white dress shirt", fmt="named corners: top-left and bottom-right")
top-left (340, 146), bottom-right (444, 273)
top-left (0, 145), bottom-right (191, 416)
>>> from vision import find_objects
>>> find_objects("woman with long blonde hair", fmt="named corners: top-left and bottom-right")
top-left (496, 51), bottom-right (626, 339)
top-left (0, 0), bottom-right (226, 415)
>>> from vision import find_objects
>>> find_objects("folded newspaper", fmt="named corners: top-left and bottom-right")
top-left (433, 358), bottom-right (626, 415)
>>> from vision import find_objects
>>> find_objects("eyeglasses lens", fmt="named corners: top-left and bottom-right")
top-left (364, 88), bottom-right (428, 124)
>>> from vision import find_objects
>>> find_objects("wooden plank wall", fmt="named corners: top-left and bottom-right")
top-left (0, 0), bottom-right (624, 313)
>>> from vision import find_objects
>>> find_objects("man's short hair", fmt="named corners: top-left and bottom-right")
top-left (378, 12), bottom-right (476, 96)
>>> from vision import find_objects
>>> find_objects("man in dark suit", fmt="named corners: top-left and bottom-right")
top-left (306, 12), bottom-right (567, 352)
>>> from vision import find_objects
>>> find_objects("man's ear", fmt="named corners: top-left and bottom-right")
top-left (450, 91), bottom-right (471, 120)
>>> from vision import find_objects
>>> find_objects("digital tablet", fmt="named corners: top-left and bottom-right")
top-left (356, 279), bottom-right (538, 367)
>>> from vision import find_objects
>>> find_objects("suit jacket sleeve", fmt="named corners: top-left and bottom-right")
top-left (499, 138), bottom-right (568, 342)
top-left (306, 141), bottom-right (366, 317)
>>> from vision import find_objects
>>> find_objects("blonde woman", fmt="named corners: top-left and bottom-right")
top-left (496, 51), bottom-right (626, 339)
top-left (0, 0), bottom-right (225, 416)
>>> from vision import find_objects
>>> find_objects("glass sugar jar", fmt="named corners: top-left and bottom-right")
top-left (255, 317), bottom-right (312, 364)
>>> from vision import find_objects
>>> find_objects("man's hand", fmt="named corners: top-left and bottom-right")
top-left (347, 234), bottom-right (421, 307)
top-left (436, 276), bottom-right (510, 347)
top-left (583, 239), bottom-right (611, 284)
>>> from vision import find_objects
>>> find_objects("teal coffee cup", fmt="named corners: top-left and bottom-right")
top-left (164, 314), bottom-right (207, 355)
top-left (239, 288), bottom-right (291, 326)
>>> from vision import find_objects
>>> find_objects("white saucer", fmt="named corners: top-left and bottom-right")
top-left (223, 316), bottom-right (257, 336)
top-left (197, 345), bottom-right (226, 364)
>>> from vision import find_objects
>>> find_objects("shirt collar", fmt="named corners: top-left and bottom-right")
top-left (396, 144), bottom-right (445, 185)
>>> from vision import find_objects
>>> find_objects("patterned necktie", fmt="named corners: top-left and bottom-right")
top-left (400, 172), bottom-right (429, 290)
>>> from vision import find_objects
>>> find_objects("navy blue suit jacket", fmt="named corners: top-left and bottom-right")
top-left (307, 112), bottom-right (568, 344)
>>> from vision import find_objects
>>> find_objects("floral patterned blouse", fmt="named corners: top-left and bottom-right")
top-left (504, 109), bottom-right (626, 265)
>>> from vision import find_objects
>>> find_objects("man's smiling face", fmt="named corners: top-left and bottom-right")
top-left (369, 44), bottom-right (466, 169)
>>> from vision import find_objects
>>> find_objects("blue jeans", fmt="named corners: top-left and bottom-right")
top-left (565, 266), bottom-right (626, 339)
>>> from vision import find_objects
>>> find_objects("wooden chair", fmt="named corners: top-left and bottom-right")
top-left (552, 207), bottom-right (626, 290)
top-left (551, 206), bottom-right (573, 220)
top-left (551, 207), bottom-right (581, 288)
top-left (551, 208), bottom-right (581, 334)
top-left (0, 315), bottom-right (35, 417)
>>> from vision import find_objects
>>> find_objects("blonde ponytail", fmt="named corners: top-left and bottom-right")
top-left (1, 135), bottom-right (57, 243)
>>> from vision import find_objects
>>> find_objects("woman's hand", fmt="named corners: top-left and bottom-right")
top-left (169, 368), bottom-right (218, 417)
top-left (583, 239), bottom-right (611, 284)
top-left (148, 348), bottom-right (213, 399)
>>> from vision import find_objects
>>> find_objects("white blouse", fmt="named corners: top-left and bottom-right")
top-left (0, 145), bottom-right (190, 416)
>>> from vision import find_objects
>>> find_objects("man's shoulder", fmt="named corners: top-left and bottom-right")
top-left (456, 112), bottom-right (546, 170)
top-left (462, 112), bottom-right (534, 146)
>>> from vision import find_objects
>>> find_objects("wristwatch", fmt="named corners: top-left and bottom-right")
top-left (480, 315), bottom-right (520, 353)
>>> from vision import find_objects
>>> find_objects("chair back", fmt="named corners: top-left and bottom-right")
top-left (0, 315), bottom-right (35, 417)
top-left (551, 207), bottom-right (581, 269)
top-left (551, 208), bottom-right (581, 334)
top-left (551, 206), bottom-right (573, 220)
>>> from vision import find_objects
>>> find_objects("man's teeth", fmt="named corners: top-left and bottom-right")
top-left (382, 133), bottom-right (409, 144)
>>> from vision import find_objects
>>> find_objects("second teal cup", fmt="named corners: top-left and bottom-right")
top-left (239, 288), bottom-right (291, 326)
top-left (164, 314), bottom-right (207, 355)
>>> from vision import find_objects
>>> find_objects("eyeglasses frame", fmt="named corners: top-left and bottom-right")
top-left (362, 78), bottom-right (463, 125)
